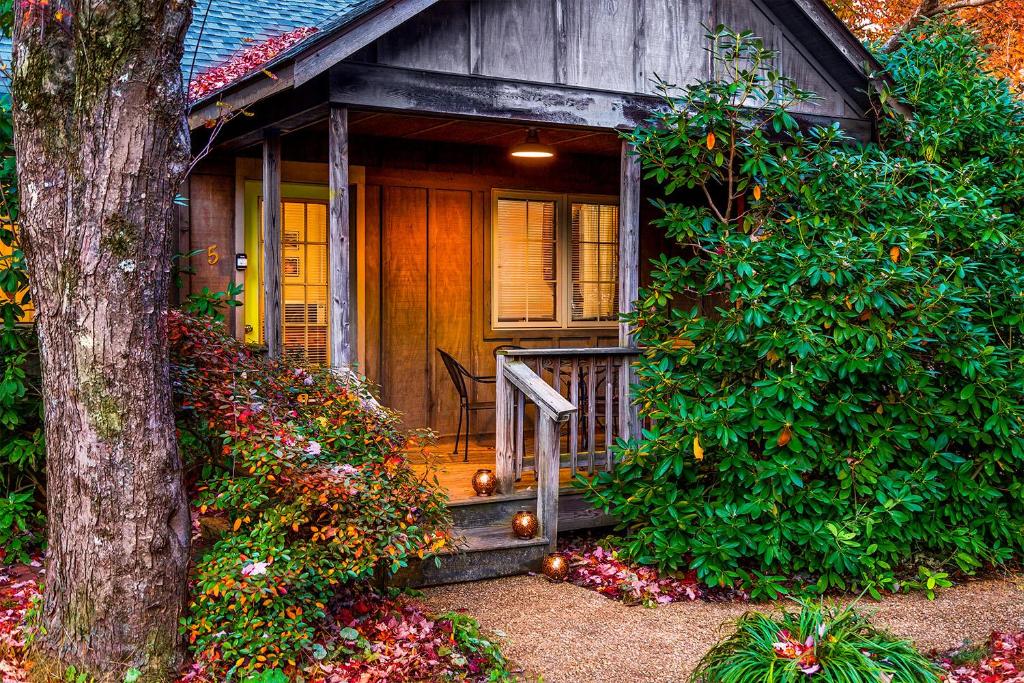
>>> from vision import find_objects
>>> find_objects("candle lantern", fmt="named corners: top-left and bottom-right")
top-left (471, 468), bottom-right (497, 496)
top-left (542, 553), bottom-right (569, 581)
top-left (511, 510), bottom-right (538, 539)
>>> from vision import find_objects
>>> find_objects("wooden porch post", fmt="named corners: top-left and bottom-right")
top-left (618, 140), bottom-right (641, 439)
top-left (328, 105), bottom-right (354, 369)
top-left (262, 129), bottom-right (282, 358)
top-left (494, 353), bottom-right (516, 494)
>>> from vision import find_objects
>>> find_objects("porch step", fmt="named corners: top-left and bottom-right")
top-left (448, 488), bottom-right (616, 531)
top-left (390, 490), bottom-right (616, 587)
top-left (394, 524), bottom-right (551, 587)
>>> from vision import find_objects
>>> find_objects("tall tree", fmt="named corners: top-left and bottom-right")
top-left (827, 0), bottom-right (1024, 83)
top-left (10, 0), bottom-right (192, 679)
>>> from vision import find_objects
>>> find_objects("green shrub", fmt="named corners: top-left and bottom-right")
top-left (692, 601), bottom-right (942, 682)
top-left (581, 23), bottom-right (1024, 592)
top-left (171, 313), bottom-right (451, 679)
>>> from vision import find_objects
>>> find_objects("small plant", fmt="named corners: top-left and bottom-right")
top-left (692, 600), bottom-right (943, 682)
top-left (903, 566), bottom-right (953, 600)
top-left (0, 491), bottom-right (43, 564)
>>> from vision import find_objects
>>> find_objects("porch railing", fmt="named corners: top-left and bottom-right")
top-left (494, 347), bottom-right (640, 549)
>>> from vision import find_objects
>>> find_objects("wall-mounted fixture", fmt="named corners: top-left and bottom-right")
top-left (235, 253), bottom-right (248, 271)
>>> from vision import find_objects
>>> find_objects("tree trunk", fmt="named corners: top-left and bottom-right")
top-left (10, 2), bottom-right (192, 680)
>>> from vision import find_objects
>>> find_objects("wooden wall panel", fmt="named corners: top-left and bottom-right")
top-left (477, 0), bottom-right (557, 83)
top-left (361, 0), bottom-right (866, 125)
top-left (716, 0), bottom-right (851, 117)
top-left (380, 186), bottom-right (430, 428)
top-left (377, 0), bottom-right (471, 74)
top-left (642, 0), bottom-right (710, 91)
top-left (363, 184), bottom-right (382, 386)
top-left (564, 0), bottom-right (636, 92)
top-left (187, 173), bottom-right (236, 302)
top-left (428, 189), bottom-right (474, 435)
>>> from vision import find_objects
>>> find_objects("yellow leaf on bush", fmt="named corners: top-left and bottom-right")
top-left (706, 132), bottom-right (716, 149)
top-left (693, 435), bottom-right (704, 461)
top-left (753, 185), bottom-right (762, 201)
top-left (232, 518), bottom-right (241, 531)
top-left (889, 246), bottom-right (901, 263)
top-left (777, 426), bottom-right (792, 447)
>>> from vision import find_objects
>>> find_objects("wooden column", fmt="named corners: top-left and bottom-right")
top-left (328, 105), bottom-right (354, 368)
top-left (618, 140), bottom-right (641, 439)
top-left (494, 353), bottom-right (516, 494)
top-left (535, 413), bottom-right (560, 552)
top-left (262, 129), bottom-right (282, 358)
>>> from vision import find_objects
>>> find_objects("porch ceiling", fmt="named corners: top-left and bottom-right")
top-left (345, 111), bottom-right (624, 157)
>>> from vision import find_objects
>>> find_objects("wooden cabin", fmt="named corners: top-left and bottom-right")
top-left (183, 0), bottom-right (879, 583)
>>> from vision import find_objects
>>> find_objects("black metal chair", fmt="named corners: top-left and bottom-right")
top-left (437, 348), bottom-right (496, 462)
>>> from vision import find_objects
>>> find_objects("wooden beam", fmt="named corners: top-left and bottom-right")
top-left (329, 63), bottom-right (657, 131)
top-left (328, 106), bottom-right (354, 369)
top-left (262, 129), bottom-right (283, 359)
top-left (536, 413), bottom-right (560, 552)
top-left (618, 140), bottom-right (640, 346)
top-left (494, 354), bottom-right (516, 495)
top-left (294, 0), bottom-right (444, 87)
top-left (618, 140), bottom-right (641, 441)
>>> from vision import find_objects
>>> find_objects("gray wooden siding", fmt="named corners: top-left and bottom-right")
top-left (366, 0), bottom-right (863, 120)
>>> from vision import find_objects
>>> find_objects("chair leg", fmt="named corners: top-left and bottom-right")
top-left (453, 404), bottom-right (463, 455)
top-left (464, 410), bottom-right (471, 462)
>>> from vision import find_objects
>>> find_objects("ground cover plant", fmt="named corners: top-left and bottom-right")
top-left (692, 601), bottom-right (943, 682)
top-left (581, 22), bottom-right (1024, 595)
top-left (170, 312), bottom-right (512, 680)
top-left (939, 632), bottom-right (1024, 682)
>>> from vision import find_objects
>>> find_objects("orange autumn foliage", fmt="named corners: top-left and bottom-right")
top-left (827, 0), bottom-right (1024, 86)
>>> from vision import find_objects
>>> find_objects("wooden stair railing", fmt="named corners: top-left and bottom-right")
top-left (494, 347), bottom-right (640, 550)
top-left (494, 356), bottom-right (576, 551)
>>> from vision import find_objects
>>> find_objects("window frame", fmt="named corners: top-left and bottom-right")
top-left (490, 189), bottom-right (620, 331)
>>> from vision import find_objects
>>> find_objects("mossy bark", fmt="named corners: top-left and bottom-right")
top-left (10, 1), bottom-right (193, 680)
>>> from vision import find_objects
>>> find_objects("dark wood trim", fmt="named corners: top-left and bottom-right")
top-left (618, 140), bottom-right (640, 347)
top-left (553, 0), bottom-right (568, 86)
top-left (330, 62), bottom-right (656, 131)
top-left (329, 106), bottom-right (354, 368)
top-left (262, 129), bottom-right (283, 358)
top-left (329, 62), bottom-right (875, 140)
top-left (294, 0), bottom-right (445, 87)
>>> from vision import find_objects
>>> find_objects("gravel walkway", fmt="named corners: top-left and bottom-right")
top-left (419, 574), bottom-right (1024, 682)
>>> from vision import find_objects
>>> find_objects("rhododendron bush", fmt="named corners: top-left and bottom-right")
top-left (583, 23), bottom-right (1024, 595)
top-left (169, 312), bottom-right (453, 679)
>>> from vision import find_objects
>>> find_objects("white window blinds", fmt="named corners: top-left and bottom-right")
top-left (492, 194), bottom-right (620, 328)
top-left (571, 202), bottom-right (619, 322)
top-left (494, 198), bottom-right (558, 324)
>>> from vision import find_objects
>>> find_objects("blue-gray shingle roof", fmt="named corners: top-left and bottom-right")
top-left (0, 0), bottom-right (376, 97)
top-left (183, 0), bottom-right (367, 84)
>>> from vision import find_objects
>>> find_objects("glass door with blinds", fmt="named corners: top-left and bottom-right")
top-left (259, 199), bottom-right (330, 365)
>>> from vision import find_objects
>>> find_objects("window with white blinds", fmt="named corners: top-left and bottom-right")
top-left (492, 193), bottom-right (619, 329)
top-left (494, 198), bottom-right (558, 324)
top-left (571, 202), bottom-right (619, 323)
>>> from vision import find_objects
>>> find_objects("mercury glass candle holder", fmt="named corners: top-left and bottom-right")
top-left (471, 468), bottom-right (497, 496)
top-left (511, 509), bottom-right (538, 539)
top-left (542, 552), bottom-right (569, 581)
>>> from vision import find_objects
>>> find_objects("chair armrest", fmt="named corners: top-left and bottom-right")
top-left (472, 374), bottom-right (497, 384)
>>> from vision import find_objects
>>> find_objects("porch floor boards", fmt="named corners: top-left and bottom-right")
top-left (407, 436), bottom-right (602, 502)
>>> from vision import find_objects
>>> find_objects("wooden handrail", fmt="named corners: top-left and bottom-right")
top-left (499, 346), bottom-right (639, 358)
top-left (501, 360), bottom-right (576, 423)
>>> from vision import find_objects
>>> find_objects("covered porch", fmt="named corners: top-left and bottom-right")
top-left (189, 102), bottom-right (671, 582)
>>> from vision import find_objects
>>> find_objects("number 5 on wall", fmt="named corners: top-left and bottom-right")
top-left (207, 244), bottom-right (219, 265)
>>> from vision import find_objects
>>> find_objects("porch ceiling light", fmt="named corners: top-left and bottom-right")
top-left (510, 128), bottom-right (555, 158)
